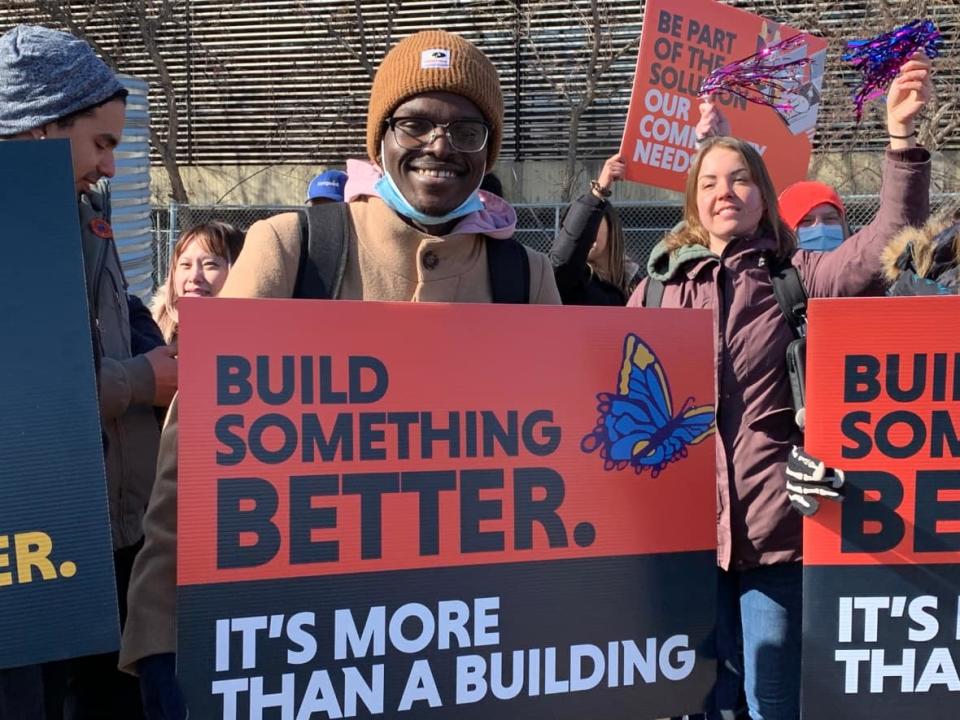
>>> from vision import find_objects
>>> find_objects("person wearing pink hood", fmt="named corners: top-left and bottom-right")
top-left (119, 29), bottom-right (558, 719)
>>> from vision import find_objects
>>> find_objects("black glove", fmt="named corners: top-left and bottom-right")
top-left (138, 653), bottom-right (187, 720)
top-left (785, 445), bottom-right (845, 517)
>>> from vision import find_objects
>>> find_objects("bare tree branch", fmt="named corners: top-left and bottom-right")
top-left (29, 0), bottom-right (200, 203)
top-left (497, 0), bottom-right (639, 201)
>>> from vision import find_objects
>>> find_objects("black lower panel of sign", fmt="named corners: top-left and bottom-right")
top-left (180, 550), bottom-right (717, 719)
top-left (803, 563), bottom-right (960, 719)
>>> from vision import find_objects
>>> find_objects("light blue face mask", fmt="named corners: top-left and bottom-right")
top-left (797, 224), bottom-right (845, 252)
top-left (374, 159), bottom-right (484, 228)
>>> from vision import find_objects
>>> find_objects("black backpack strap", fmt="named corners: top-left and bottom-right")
top-left (486, 236), bottom-right (530, 304)
top-left (642, 277), bottom-right (665, 308)
top-left (766, 251), bottom-right (808, 336)
top-left (294, 203), bottom-right (351, 299)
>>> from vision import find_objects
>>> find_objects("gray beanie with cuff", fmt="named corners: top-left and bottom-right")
top-left (0, 24), bottom-right (125, 135)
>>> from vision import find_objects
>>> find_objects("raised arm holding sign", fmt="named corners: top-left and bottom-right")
top-left (620, 0), bottom-right (828, 193)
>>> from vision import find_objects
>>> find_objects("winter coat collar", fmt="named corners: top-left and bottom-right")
top-left (646, 239), bottom-right (713, 282)
top-left (646, 232), bottom-right (780, 282)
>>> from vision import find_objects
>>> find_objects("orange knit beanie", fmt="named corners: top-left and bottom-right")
top-left (366, 30), bottom-right (503, 169)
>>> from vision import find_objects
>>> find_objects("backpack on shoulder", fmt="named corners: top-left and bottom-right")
top-left (293, 203), bottom-right (531, 303)
top-left (643, 252), bottom-right (809, 419)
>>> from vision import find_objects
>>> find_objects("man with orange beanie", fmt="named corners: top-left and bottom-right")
top-left (120, 29), bottom-right (558, 719)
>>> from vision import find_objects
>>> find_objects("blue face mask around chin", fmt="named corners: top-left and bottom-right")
top-left (374, 166), bottom-right (484, 229)
top-left (797, 224), bottom-right (845, 252)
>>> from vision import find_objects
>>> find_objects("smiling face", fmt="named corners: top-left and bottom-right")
top-left (695, 146), bottom-right (764, 246)
top-left (174, 237), bottom-right (231, 300)
top-left (380, 91), bottom-right (488, 221)
top-left (40, 99), bottom-right (125, 196)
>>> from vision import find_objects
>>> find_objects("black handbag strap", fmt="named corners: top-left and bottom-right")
top-left (766, 252), bottom-right (808, 337)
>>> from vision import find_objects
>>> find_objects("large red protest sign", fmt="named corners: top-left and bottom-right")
top-left (177, 299), bottom-right (718, 719)
top-left (802, 296), bottom-right (960, 719)
top-left (621, 0), bottom-right (827, 193)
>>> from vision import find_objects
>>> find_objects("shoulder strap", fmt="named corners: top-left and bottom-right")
top-left (766, 252), bottom-right (808, 336)
top-left (643, 277), bottom-right (665, 308)
top-left (486, 237), bottom-right (530, 304)
top-left (294, 203), bottom-right (351, 299)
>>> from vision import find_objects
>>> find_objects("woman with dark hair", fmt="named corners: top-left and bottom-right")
top-left (549, 153), bottom-right (639, 305)
top-left (151, 221), bottom-right (245, 343)
top-left (631, 54), bottom-right (933, 720)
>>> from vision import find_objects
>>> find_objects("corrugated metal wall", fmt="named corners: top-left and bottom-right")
top-left (3, 0), bottom-right (957, 167)
top-left (112, 75), bottom-right (155, 299)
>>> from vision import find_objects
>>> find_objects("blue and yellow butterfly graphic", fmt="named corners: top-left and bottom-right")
top-left (581, 334), bottom-right (716, 477)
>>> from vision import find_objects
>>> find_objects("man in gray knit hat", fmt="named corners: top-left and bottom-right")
top-left (0, 24), bottom-right (177, 720)
top-left (2, 24), bottom-right (122, 192)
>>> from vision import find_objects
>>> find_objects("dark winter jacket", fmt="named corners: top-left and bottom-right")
top-left (549, 192), bottom-right (628, 306)
top-left (628, 146), bottom-right (931, 571)
top-left (128, 293), bottom-right (166, 355)
top-left (81, 187), bottom-right (162, 548)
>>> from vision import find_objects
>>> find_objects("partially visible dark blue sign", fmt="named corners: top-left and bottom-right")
top-left (0, 140), bottom-right (118, 668)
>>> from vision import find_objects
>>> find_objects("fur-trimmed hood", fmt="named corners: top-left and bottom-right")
top-left (149, 283), bottom-right (168, 319)
top-left (881, 214), bottom-right (960, 295)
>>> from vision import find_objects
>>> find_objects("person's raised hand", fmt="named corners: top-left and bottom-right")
top-left (595, 153), bottom-right (626, 195)
top-left (696, 94), bottom-right (731, 142)
top-left (887, 52), bottom-right (933, 149)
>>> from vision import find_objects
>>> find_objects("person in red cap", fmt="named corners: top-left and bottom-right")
top-left (778, 180), bottom-right (849, 251)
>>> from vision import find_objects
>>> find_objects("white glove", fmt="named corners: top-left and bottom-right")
top-left (785, 445), bottom-right (845, 517)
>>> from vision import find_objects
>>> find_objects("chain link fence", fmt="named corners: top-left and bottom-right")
top-left (150, 194), bottom-right (960, 295)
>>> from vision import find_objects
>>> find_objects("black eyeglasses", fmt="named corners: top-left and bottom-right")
top-left (386, 116), bottom-right (490, 153)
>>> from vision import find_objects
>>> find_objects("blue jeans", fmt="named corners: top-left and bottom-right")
top-left (709, 563), bottom-right (802, 720)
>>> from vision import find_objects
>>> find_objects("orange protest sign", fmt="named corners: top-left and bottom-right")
top-left (802, 296), bottom-right (960, 718)
top-left (620, 0), bottom-right (827, 193)
top-left (175, 299), bottom-right (720, 718)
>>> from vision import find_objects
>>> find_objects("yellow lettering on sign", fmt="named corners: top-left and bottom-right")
top-left (15, 532), bottom-right (58, 583)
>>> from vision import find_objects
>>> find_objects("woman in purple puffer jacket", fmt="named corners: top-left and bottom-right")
top-left (631, 55), bottom-right (933, 720)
